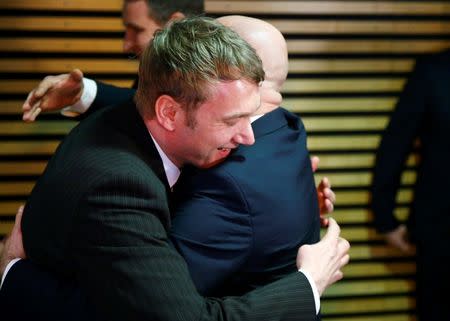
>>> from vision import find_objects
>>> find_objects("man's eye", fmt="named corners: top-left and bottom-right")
top-left (224, 119), bottom-right (239, 126)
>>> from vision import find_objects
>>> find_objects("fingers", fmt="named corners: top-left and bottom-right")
top-left (332, 270), bottom-right (344, 283)
top-left (396, 226), bottom-right (411, 252)
top-left (11, 205), bottom-right (24, 239)
top-left (34, 75), bottom-right (57, 98)
top-left (318, 176), bottom-right (329, 189)
top-left (310, 156), bottom-right (320, 172)
top-left (331, 253), bottom-right (350, 283)
top-left (384, 224), bottom-right (414, 253)
top-left (337, 238), bottom-right (350, 271)
top-left (321, 198), bottom-right (334, 216)
top-left (325, 188), bottom-right (336, 205)
top-left (23, 103), bottom-right (42, 122)
top-left (297, 218), bottom-right (350, 295)
top-left (15, 205), bottom-right (24, 226)
top-left (318, 176), bottom-right (335, 218)
top-left (328, 239), bottom-right (350, 285)
top-left (321, 217), bottom-right (340, 242)
top-left (319, 177), bottom-right (334, 199)
top-left (320, 215), bottom-right (330, 227)
top-left (22, 71), bottom-right (77, 122)
top-left (337, 236), bottom-right (350, 254)
top-left (22, 78), bottom-right (52, 122)
top-left (341, 253), bottom-right (350, 267)
top-left (22, 89), bottom-right (36, 112)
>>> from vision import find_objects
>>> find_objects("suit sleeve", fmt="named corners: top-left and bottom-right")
top-left (371, 58), bottom-right (430, 232)
top-left (170, 169), bottom-right (252, 295)
top-left (81, 81), bottom-right (135, 118)
top-left (0, 260), bottom-right (98, 321)
top-left (72, 173), bottom-right (316, 321)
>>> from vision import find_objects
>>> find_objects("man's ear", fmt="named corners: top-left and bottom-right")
top-left (169, 11), bottom-right (185, 22)
top-left (154, 95), bottom-right (181, 131)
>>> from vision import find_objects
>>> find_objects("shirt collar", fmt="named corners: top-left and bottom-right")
top-left (149, 133), bottom-right (180, 188)
top-left (250, 114), bottom-right (264, 123)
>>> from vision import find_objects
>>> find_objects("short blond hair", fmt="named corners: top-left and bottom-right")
top-left (135, 17), bottom-right (264, 124)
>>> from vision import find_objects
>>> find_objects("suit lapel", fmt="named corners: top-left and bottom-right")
top-left (105, 99), bottom-right (172, 194)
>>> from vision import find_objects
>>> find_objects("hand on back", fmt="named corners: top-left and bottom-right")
top-left (0, 206), bottom-right (26, 279)
top-left (311, 156), bottom-right (335, 226)
top-left (296, 217), bottom-right (350, 296)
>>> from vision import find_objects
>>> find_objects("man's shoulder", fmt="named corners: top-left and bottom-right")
top-left (49, 99), bottom-right (162, 184)
top-left (260, 106), bottom-right (303, 128)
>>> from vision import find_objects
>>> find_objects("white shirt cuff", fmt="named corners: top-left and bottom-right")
top-left (0, 258), bottom-right (22, 290)
top-left (299, 268), bottom-right (320, 314)
top-left (61, 77), bottom-right (97, 117)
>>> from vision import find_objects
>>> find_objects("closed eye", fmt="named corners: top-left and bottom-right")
top-left (223, 119), bottom-right (240, 126)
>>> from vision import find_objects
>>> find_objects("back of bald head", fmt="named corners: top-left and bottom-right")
top-left (217, 15), bottom-right (288, 91)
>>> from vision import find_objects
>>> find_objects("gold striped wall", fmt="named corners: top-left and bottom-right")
top-left (1, 1), bottom-right (449, 320)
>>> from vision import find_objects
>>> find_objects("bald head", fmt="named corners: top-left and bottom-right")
top-left (217, 15), bottom-right (288, 114)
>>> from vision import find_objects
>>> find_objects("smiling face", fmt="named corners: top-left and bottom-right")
top-left (171, 79), bottom-right (260, 168)
top-left (122, 0), bottom-right (163, 57)
top-left (136, 17), bottom-right (265, 169)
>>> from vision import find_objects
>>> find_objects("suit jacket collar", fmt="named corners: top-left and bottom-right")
top-left (105, 99), bottom-right (172, 192)
top-left (251, 107), bottom-right (299, 139)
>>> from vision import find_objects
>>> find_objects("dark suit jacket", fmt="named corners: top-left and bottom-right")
top-left (171, 107), bottom-right (320, 296)
top-left (372, 49), bottom-right (450, 245)
top-left (0, 100), bottom-right (317, 321)
top-left (87, 81), bottom-right (136, 116)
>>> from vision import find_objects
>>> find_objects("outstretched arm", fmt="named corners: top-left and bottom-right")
top-left (22, 69), bottom-right (135, 121)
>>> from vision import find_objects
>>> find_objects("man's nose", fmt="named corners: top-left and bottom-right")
top-left (123, 32), bottom-right (133, 53)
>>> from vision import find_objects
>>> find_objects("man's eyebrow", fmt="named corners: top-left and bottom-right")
top-left (123, 21), bottom-right (144, 30)
top-left (223, 103), bottom-right (262, 120)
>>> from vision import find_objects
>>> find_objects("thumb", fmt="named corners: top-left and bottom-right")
top-left (13, 205), bottom-right (24, 233)
top-left (69, 69), bottom-right (84, 83)
top-left (321, 217), bottom-right (340, 242)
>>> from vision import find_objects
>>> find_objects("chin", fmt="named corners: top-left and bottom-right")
top-left (199, 157), bottom-right (227, 169)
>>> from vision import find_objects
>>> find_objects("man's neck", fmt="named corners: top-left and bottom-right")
top-left (145, 122), bottom-right (181, 188)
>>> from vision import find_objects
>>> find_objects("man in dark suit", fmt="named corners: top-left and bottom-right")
top-left (22, 0), bottom-right (204, 121)
top-left (371, 49), bottom-right (450, 321)
top-left (0, 17), bottom-right (350, 321)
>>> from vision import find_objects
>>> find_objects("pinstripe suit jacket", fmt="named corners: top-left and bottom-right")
top-left (10, 99), bottom-right (317, 321)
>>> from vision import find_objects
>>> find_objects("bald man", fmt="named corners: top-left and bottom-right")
top-left (1, 16), bottom-right (342, 320)
top-left (170, 16), bottom-right (324, 298)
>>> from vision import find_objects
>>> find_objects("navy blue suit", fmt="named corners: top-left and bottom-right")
top-left (171, 107), bottom-right (320, 296)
